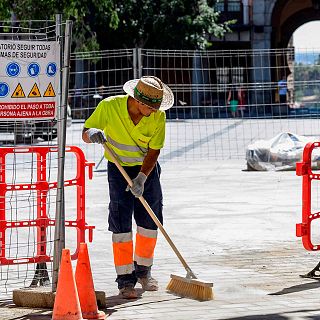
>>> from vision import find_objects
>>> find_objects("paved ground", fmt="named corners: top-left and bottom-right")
top-left (2, 158), bottom-right (320, 319)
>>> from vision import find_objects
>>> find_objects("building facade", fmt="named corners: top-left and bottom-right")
top-left (210, 0), bottom-right (320, 112)
top-left (213, 0), bottom-right (320, 50)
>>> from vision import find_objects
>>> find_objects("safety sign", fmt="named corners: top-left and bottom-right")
top-left (46, 63), bottom-right (57, 77)
top-left (6, 62), bottom-right (20, 77)
top-left (27, 62), bottom-right (40, 77)
top-left (0, 40), bottom-right (60, 120)
top-left (0, 83), bottom-right (9, 97)
top-left (28, 83), bottom-right (41, 98)
top-left (43, 82), bottom-right (55, 97)
top-left (11, 83), bottom-right (25, 98)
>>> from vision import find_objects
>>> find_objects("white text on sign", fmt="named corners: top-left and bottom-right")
top-left (0, 102), bottom-right (55, 119)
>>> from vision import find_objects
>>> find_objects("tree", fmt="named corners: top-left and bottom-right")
top-left (0, 0), bottom-right (119, 51)
top-left (0, 0), bottom-right (231, 51)
top-left (102, 0), bottom-right (232, 50)
top-left (0, 1), bottom-right (11, 19)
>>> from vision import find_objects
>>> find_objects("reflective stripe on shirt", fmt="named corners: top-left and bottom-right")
top-left (108, 144), bottom-right (145, 164)
top-left (107, 135), bottom-right (148, 153)
top-left (117, 154), bottom-right (145, 163)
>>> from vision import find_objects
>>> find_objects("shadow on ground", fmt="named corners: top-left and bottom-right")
top-left (0, 309), bottom-right (51, 320)
top-left (268, 280), bottom-right (320, 295)
top-left (105, 288), bottom-right (181, 316)
top-left (0, 299), bottom-right (14, 307)
top-left (222, 308), bottom-right (320, 320)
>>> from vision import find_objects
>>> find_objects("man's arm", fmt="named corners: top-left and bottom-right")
top-left (227, 90), bottom-right (231, 104)
top-left (82, 127), bottom-right (91, 143)
top-left (140, 148), bottom-right (161, 176)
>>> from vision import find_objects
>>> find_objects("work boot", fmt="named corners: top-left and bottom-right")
top-left (137, 276), bottom-right (159, 291)
top-left (119, 285), bottom-right (138, 299)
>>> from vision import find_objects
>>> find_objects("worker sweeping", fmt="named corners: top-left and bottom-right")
top-left (82, 76), bottom-right (174, 299)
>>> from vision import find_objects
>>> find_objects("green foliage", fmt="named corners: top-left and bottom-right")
top-left (0, 0), bottom-right (229, 50)
top-left (105, 0), bottom-right (231, 49)
top-left (0, 0), bottom-right (11, 20)
top-left (0, 0), bottom-right (119, 51)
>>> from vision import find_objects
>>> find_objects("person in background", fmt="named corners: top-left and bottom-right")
top-left (278, 75), bottom-right (288, 105)
top-left (237, 87), bottom-right (246, 118)
top-left (82, 76), bottom-right (174, 299)
top-left (227, 86), bottom-right (240, 118)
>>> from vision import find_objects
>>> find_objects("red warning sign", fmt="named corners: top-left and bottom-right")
top-left (0, 102), bottom-right (56, 119)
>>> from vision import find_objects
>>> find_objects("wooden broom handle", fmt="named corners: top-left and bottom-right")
top-left (102, 143), bottom-right (196, 278)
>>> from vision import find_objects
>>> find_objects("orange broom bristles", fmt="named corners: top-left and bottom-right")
top-left (166, 274), bottom-right (214, 301)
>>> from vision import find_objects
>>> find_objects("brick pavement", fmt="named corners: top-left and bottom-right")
top-left (1, 160), bottom-right (320, 319)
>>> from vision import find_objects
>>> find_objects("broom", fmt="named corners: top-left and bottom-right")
top-left (102, 143), bottom-right (214, 301)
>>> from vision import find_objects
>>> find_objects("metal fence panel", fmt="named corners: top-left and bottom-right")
top-left (67, 47), bottom-right (320, 163)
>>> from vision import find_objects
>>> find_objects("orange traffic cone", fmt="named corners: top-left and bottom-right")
top-left (75, 243), bottom-right (106, 319)
top-left (52, 248), bottom-right (83, 320)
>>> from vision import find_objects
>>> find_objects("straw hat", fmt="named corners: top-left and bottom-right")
top-left (123, 76), bottom-right (174, 111)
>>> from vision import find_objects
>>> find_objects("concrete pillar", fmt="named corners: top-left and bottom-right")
top-left (192, 52), bottom-right (209, 118)
top-left (250, 0), bottom-right (274, 116)
top-left (242, 0), bottom-right (250, 25)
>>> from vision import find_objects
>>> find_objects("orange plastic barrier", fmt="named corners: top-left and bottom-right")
top-left (0, 146), bottom-right (95, 265)
top-left (296, 141), bottom-right (320, 251)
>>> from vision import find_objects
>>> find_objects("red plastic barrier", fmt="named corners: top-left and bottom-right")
top-left (296, 141), bottom-right (320, 251)
top-left (0, 146), bottom-right (95, 265)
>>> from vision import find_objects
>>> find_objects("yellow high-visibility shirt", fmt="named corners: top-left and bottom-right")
top-left (84, 95), bottom-right (166, 166)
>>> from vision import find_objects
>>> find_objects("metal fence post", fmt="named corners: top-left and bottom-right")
top-left (52, 16), bottom-right (73, 292)
top-left (133, 48), bottom-right (138, 79)
top-left (137, 48), bottom-right (143, 78)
